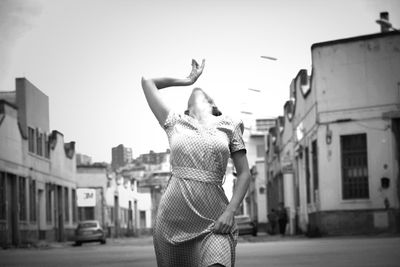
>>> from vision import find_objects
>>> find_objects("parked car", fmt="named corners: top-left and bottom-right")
top-left (75, 220), bottom-right (106, 246)
top-left (235, 215), bottom-right (257, 236)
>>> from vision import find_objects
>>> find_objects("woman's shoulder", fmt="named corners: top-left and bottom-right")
top-left (220, 114), bottom-right (244, 128)
top-left (162, 110), bottom-right (186, 129)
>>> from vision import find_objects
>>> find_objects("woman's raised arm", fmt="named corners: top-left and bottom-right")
top-left (141, 59), bottom-right (205, 125)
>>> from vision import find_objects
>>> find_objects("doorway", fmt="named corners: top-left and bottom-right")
top-left (5, 173), bottom-right (18, 246)
top-left (38, 189), bottom-right (45, 240)
top-left (56, 185), bottom-right (64, 242)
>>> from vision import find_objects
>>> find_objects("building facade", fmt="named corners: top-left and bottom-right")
top-left (267, 31), bottom-right (400, 236)
top-left (77, 164), bottom-right (143, 237)
top-left (111, 144), bottom-right (132, 170)
top-left (76, 153), bottom-right (92, 166)
top-left (0, 78), bottom-right (77, 247)
top-left (237, 118), bottom-right (274, 232)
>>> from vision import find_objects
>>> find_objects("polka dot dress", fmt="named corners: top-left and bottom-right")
top-left (153, 111), bottom-right (246, 267)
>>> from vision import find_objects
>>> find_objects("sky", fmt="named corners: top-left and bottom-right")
top-left (1, 0), bottom-right (399, 163)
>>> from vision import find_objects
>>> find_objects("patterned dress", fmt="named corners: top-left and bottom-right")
top-left (153, 111), bottom-right (246, 267)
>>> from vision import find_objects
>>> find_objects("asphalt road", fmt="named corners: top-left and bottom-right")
top-left (1, 236), bottom-right (399, 267)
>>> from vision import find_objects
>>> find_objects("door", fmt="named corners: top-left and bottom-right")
top-left (128, 201), bottom-right (133, 235)
top-left (139, 211), bottom-right (146, 229)
top-left (38, 189), bottom-right (45, 240)
top-left (6, 173), bottom-right (18, 246)
top-left (393, 119), bottom-right (400, 211)
top-left (114, 196), bottom-right (119, 237)
top-left (56, 186), bottom-right (64, 242)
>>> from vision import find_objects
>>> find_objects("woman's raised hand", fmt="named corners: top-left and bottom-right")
top-left (187, 59), bottom-right (205, 84)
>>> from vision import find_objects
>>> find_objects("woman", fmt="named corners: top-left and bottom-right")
top-left (141, 59), bottom-right (251, 267)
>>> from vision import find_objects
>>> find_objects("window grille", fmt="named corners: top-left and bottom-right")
top-left (341, 134), bottom-right (369, 199)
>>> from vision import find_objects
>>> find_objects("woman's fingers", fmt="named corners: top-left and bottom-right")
top-left (200, 59), bottom-right (205, 70)
top-left (213, 221), bottom-right (232, 234)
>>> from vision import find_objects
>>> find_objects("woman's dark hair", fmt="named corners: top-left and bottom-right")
top-left (185, 88), bottom-right (222, 117)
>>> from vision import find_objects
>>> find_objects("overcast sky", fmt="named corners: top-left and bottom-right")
top-left (1, 0), bottom-right (399, 162)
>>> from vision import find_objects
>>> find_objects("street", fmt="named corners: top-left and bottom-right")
top-left (1, 236), bottom-right (399, 267)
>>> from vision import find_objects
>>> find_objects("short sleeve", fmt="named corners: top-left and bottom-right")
top-left (229, 120), bottom-right (246, 154)
top-left (161, 110), bottom-right (181, 132)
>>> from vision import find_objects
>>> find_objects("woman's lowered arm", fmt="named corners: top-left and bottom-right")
top-left (213, 150), bottom-right (251, 234)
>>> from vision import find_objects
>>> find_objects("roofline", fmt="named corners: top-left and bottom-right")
top-left (311, 31), bottom-right (400, 50)
top-left (0, 99), bottom-right (18, 110)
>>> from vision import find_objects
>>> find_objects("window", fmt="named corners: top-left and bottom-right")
top-left (19, 177), bottom-right (27, 221)
top-left (312, 140), bottom-right (319, 192)
top-left (256, 145), bottom-right (264, 158)
top-left (29, 178), bottom-right (36, 222)
top-left (0, 172), bottom-right (5, 220)
top-left (28, 127), bottom-right (35, 153)
top-left (36, 130), bottom-right (43, 156)
top-left (46, 183), bottom-right (52, 223)
top-left (44, 134), bottom-right (50, 158)
top-left (341, 134), bottom-right (369, 199)
top-left (64, 187), bottom-right (69, 222)
top-left (72, 189), bottom-right (77, 223)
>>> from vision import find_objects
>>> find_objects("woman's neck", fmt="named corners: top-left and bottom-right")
top-left (190, 109), bottom-right (213, 124)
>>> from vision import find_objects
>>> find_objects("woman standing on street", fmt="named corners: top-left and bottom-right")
top-left (141, 59), bottom-right (251, 267)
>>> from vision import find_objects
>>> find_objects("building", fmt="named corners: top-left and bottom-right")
top-left (111, 144), bottom-right (132, 170)
top-left (119, 164), bottom-right (152, 234)
top-left (76, 153), bottom-right (92, 166)
top-left (267, 30), bottom-right (400, 235)
top-left (76, 165), bottom-right (108, 229)
top-left (0, 78), bottom-right (77, 247)
top-left (137, 149), bottom-right (170, 167)
top-left (236, 118), bottom-right (274, 232)
top-left (132, 149), bottom-right (172, 229)
top-left (77, 163), bottom-right (140, 237)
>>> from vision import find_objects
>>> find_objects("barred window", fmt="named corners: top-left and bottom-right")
top-left (19, 177), bottom-right (27, 221)
top-left (0, 172), bottom-right (5, 220)
top-left (29, 178), bottom-right (36, 222)
top-left (341, 133), bottom-right (369, 199)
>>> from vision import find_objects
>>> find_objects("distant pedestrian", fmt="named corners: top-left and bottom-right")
top-left (278, 204), bottom-right (288, 236)
top-left (267, 209), bottom-right (278, 235)
top-left (142, 59), bottom-right (251, 267)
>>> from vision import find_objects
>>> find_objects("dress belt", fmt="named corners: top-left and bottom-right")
top-left (172, 167), bottom-right (223, 185)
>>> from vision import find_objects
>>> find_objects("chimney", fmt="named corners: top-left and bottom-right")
top-left (377, 12), bottom-right (391, 33)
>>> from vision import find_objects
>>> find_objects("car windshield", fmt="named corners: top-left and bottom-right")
top-left (79, 222), bottom-right (97, 228)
